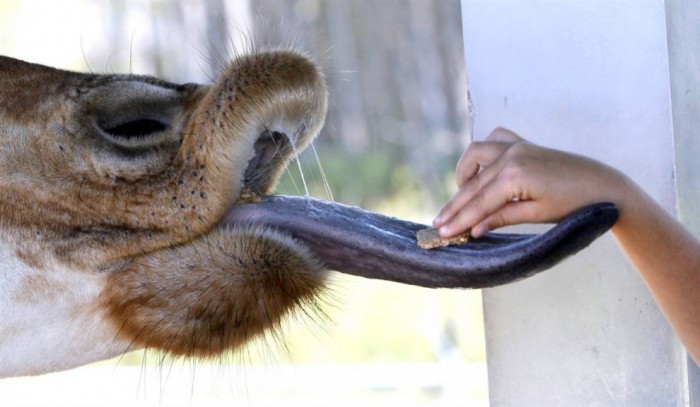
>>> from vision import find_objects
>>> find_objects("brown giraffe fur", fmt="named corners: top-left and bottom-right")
top-left (0, 50), bottom-right (328, 376)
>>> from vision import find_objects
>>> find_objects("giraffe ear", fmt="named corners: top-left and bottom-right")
top-left (225, 195), bottom-right (619, 289)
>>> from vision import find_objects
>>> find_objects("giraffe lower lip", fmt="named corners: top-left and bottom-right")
top-left (223, 195), bottom-right (618, 288)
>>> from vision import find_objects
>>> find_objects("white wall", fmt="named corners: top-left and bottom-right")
top-left (462, 0), bottom-right (694, 404)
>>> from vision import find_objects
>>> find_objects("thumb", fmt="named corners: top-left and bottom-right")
top-left (471, 201), bottom-right (541, 237)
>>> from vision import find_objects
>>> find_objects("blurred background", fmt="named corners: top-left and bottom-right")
top-left (0, 0), bottom-right (485, 405)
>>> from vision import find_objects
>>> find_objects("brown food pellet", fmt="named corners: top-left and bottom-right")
top-left (237, 188), bottom-right (261, 204)
top-left (416, 227), bottom-right (470, 250)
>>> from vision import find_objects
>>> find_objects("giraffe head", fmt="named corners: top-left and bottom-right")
top-left (0, 50), bottom-right (329, 376)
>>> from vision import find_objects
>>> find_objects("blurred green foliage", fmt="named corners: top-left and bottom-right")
top-left (277, 147), bottom-right (461, 214)
top-left (1, 0), bottom-right (484, 371)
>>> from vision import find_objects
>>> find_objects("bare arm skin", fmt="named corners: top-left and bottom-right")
top-left (434, 127), bottom-right (700, 365)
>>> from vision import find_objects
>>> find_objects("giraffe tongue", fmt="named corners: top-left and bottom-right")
top-left (222, 195), bottom-right (618, 289)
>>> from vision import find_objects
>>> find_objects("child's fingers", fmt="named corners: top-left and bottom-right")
top-left (470, 200), bottom-right (541, 237)
top-left (436, 147), bottom-right (513, 228)
top-left (486, 127), bottom-right (524, 143)
top-left (437, 172), bottom-right (522, 238)
top-left (455, 141), bottom-right (514, 188)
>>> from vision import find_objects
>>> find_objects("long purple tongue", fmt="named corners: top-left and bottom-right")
top-left (223, 196), bottom-right (618, 288)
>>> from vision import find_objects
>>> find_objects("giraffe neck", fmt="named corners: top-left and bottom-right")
top-left (0, 242), bottom-right (133, 377)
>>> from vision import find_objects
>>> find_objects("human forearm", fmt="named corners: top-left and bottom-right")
top-left (436, 128), bottom-right (700, 363)
top-left (610, 182), bottom-right (700, 365)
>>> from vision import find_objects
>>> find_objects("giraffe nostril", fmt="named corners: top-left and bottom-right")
top-left (86, 79), bottom-right (188, 151)
top-left (100, 118), bottom-right (169, 140)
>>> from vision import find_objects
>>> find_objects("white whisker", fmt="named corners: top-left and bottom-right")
top-left (311, 143), bottom-right (334, 202)
top-left (292, 146), bottom-right (311, 200)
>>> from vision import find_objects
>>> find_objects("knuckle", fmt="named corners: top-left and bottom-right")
top-left (500, 160), bottom-right (525, 183)
top-left (500, 145), bottom-right (534, 180)
top-left (464, 141), bottom-right (485, 158)
top-left (504, 140), bottom-right (531, 158)
top-left (489, 127), bottom-right (524, 143)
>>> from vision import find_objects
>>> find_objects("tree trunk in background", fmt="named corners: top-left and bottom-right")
top-left (99, 0), bottom-right (468, 210)
top-left (254, 0), bottom-right (468, 209)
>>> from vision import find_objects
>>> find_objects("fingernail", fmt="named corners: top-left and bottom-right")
top-left (439, 225), bottom-right (449, 236)
top-left (433, 215), bottom-right (442, 226)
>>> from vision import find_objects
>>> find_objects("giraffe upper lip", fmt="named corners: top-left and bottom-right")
top-left (222, 195), bottom-right (619, 288)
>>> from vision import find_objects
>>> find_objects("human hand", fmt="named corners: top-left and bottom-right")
top-left (433, 128), bottom-right (631, 238)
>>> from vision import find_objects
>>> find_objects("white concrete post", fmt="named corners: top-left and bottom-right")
top-left (461, 0), bottom-right (699, 404)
